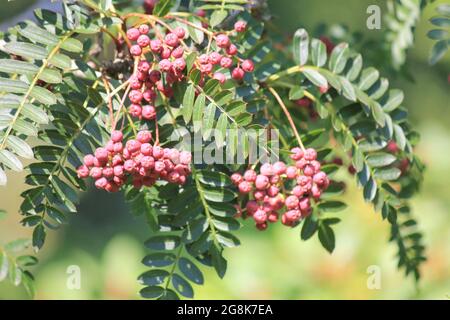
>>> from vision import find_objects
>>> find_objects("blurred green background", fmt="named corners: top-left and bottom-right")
top-left (0, 0), bottom-right (449, 299)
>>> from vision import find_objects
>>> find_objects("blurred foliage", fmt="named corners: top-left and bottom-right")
top-left (0, 0), bottom-right (449, 299)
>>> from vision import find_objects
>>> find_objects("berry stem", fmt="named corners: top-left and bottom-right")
top-left (268, 86), bottom-right (305, 151)
top-left (102, 76), bottom-right (116, 130)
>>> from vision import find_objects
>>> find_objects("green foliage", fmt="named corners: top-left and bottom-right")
top-left (427, 4), bottom-right (450, 64)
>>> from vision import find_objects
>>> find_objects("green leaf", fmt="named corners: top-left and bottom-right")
top-left (193, 94), bottom-right (205, 133)
top-left (187, 16), bottom-right (204, 44)
top-left (0, 149), bottom-right (23, 171)
top-left (13, 118), bottom-right (38, 136)
top-left (329, 43), bottom-right (349, 74)
top-left (216, 231), bottom-right (240, 247)
top-left (3, 42), bottom-right (47, 60)
top-left (61, 38), bottom-right (83, 52)
top-left (318, 223), bottom-right (335, 253)
top-left (212, 216), bottom-right (240, 232)
top-left (145, 235), bottom-right (180, 251)
top-left (6, 136), bottom-right (33, 159)
top-left (17, 23), bottom-right (58, 46)
top-left (142, 253), bottom-right (176, 268)
top-left (317, 201), bottom-right (347, 212)
top-left (207, 202), bottom-right (236, 217)
top-left (215, 113), bottom-right (228, 148)
top-left (210, 245), bottom-right (227, 278)
top-left (210, 10), bottom-right (228, 28)
top-left (293, 28), bottom-right (309, 66)
top-left (22, 105), bottom-right (48, 124)
top-left (429, 40), bottom-right (448, 65)
top-left (288, 86), bottom-right (304, 100)
top-left (4, 239), bottom-right (31, 253)
top-left (303, 68), bottom-right (327, 87)
top-left (0, 59), bottom-right (38, 75)
top-left (172, 273), bottom-right (194, 298)
top-left (182, 218), bottom-right (208, 243)
top-left (339, 77), bottom-right (356, 101)
top-left (49, 53), bottom-right (71, 69)
top-left (358, 67), bottom-right (379, 91)
top-left (153, 0), bottom-right (175, 16)
top-left (197, 170), bottom-right (232, 187)
top-left (202, 103), bottom-right (216, 140)
top-left (311, 38), bottom-right (327, 67)
top-left (427, 29), bottom-right (449, 40)
top-left (138, 269), bottom-right (169, 286)
top-left (140, 286), bottom-right (164, 299)
top-left (0, 167), bottom-right (6, 186)
top-left (30, 86), bottom-right (57, 105)
top-left (373, 167), bottom-right (401, 181)
top-left (182, 84), bottom-right (195, 123)
top-left (32, 224), bottom-right (46, 252)
top-left (202, 186), bottom-right (236, 202)
top-left (0, 252), bottom-right (9, 281)
top-left (39, 68), bottom-right (62, 84)
top-left (301, 215), bottom-right (318, 240)
top-left (366, 153), bottom-right (397, 168)
top-left (178, 257), bottom-right (204, 285)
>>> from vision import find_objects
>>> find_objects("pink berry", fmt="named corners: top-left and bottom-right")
top-left (138, 61), bottom-right (151, 73)
top-left (246, 200), bottom-right (259, 215)
top-left (290, 147), bottom-right (304, 160)
top-left (153, 146), bottom-right (164, 159)
top-left (137, 34), bottom-right (150, 47)
top-left (129, 90), bottom-right (143, 104)
top-left (234, 21), bottom-right (247, 32)
top-left (142, 105), bottom-right (156, 120)
top-left (113, 165), bottom-right (124, 177)
top-left (126, 28), bottom-right (140, 41)
top-left (260, 163), bottom-right (273, 176)
top-left (200, 63), bottom-right (213, 74)
top-left (159, 59), bottom-right (172, 72)
top-left (253, 209), bottom-right (267, 224)
top-left (103, 167), bottom-right (114, 179)
top-left (272, 161), bottom-right (286, 175)
top-left (150, 39), bottom-right (163, 53)
top-left (111, 130), bottom-right (123, 143)
top-left (77, 165), bottom-right (89, 178)
top-left (253, 190), bottom-right (266, 201)
top-left (243, 169), bottom-right (257, 182)
top-left (139, 24), bottom-right (149, 34)
top-left (241, 59), bottom-right (254, 72)
top-left (124, 159), bottom-right (136, 172)
top-left (84, 154), bottom-right (95, 167)
top-left (129, 104), bottom-right (142, 118)
top-left (255, 175), bottom-right (269, 190)
top-left (238, 181), bottom-right (252, 194)
top-left (137, 130), bottom-right (152, 143)
top-left (141, 143), bottom-right (153, 156)
top-left (226, 44), bottom-right (238, 56)
top-left (220, 57), bottom-right (233, 68)
top-left (161, 47), bottom-right (172, 59)
top-left (231, 67), bottom-right (245, 80)
top-left (148, 70), bottom-right (161, 83)
top-left (216, 34), bottom-right (230, 48)
top-left (173, 58), bottom-right (186, 71)
top-left (95, 148), bottom-right (108, 162)
top-left (231, 173), bottom-right (243, 185)
top-left (126, 140), bottom-right (141, 153)
top-left (171, 46), bottom-right (184, 58)
top-left (285, 195), bottom-right (299, 209)
top-left (179, 151), bottom-right (192, 165)
top-left (130, 45), bottom-right (142, 56)
top-left (304, 148), bottom-right (317, 161)
top-left (209, 52), bottom-right (222, 65)
top-left (285, 209), bottom-right (301, 222)
top-left (174, 27), bottom-right (186, 39)
top-left (95, 177), bottom-right (108, 189)
top-left (165, 33), bottom-right (180, 47)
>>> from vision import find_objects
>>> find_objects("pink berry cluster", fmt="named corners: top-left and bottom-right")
top-left (231, 147), bottom-right (330, 231)
top-left (76, 130), bottom-right (192, 192)
top-left (196, 21), bottom-right (254, 83)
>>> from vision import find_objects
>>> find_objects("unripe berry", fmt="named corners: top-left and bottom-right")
top-left (234, 21), bottom-right (247, 32)
top-left (231, 67), bottom-right (245, 80)
top-left (130, 45), bottom-right (142, 56)
top-left (216, 34), bottom-right (231, 48)
top-left (126, 28), bottom-right (140, 41)
top-left (165, 33), bottom-right (180, 47)
top-left (220, 57), bottom-right (233, 68)
top-left (241, 59), bottom-right (254, 72)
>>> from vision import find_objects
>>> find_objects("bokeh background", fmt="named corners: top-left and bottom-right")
top-left (0, 0), bottom-right (449, 299)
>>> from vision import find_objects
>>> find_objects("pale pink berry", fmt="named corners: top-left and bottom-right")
top-left (313, 171), bottom-right (327, 186)
top-left (129, 76), bottom-right (142, 90)
top-left (220, 57), bottom-right (233, 68)
top-left (319, 85), bottom-right (329, 94)
top-left (129, 90), bottom-right (143, 104)
top-left (255, 175), bottom-right (269, 190)
top-left (292, 185), bottom-right (304, 197)
top-left (216, 34), bottom-right (230, 48)
top-left (200, 63), bottom-right (213, 74)
top-left (130, 45), bottom-right (142, 56)
top-left (303, 164), bottom-right (315, 176)
top-left (126, 140), bottom-right (141, 153)
top-left (179, 151), bottom-right (192, 165)
top-left (213, 72), bottom-right (226, 84)
top-left (138, 61), bottom-right (151, 73)
top-left (113, 165), bottom-right (124, 177)
top-left (95, 177), bottom-right (108, 189)
top-left (141, 143), bottom-right (153, 156)
top-left (234, 21), bottom-right (247, 32)
top-left (295, 158), bottom-right (307, 169)
top-left (137, 34), bottom-right (150, 47)
top-left (311, 184), bottom-right (321, 199)
top-left (231, 67), bottom-right (244, 80)
top-left (298, 197), bottom-right (310, 212)
top-left (129, 104), bottom-right (142, 118)
top-left (286, 166), bottom-right (298, 179)
top-left (285, 209), bottom-right (301, 222)
top-left (139, 24), bottom-right (149, 34)
top-left (154, 160), bottom-right (165, 172)
top-left (124, 159), bottom-right (136, 172)
top-left (267, 185), bottom-right (279, 197)
top-left (153, 146), bottom-right (164, 159)
top-left (90, 167), bottom-right (102, 179)
top-left (198, 54), bottom-right (209, 64)
top-left (159, 59), bottom-right (172, 72)
top-left (103, 167), bottom-right (114, 179)
top-left (143, 90), bottom-right (156, 102)
top-left (165, 33), bottom-right (179, 47)
top-left (246, 200), bottom-right (259, 215)
top-left (272, 161), bottom-right (286, 175)
top-left (142, 105), bottom-right (156, 120)
top-left (290, 147), bottom-right (304, 160)
top-left (173, 58), bottom-right (186, 71)
top-left (141, 156), bottom-right (155, 169)
top-left (171, 46), bottom-right (184, 58)
top-left (260, 163), bottom-right (273, 176)
top-left (126, 28), bottom-right (140, 41)
top-left (242, 59), bottom-right (254, 72)
top-left (253, 190), bottom-right (266, 201)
